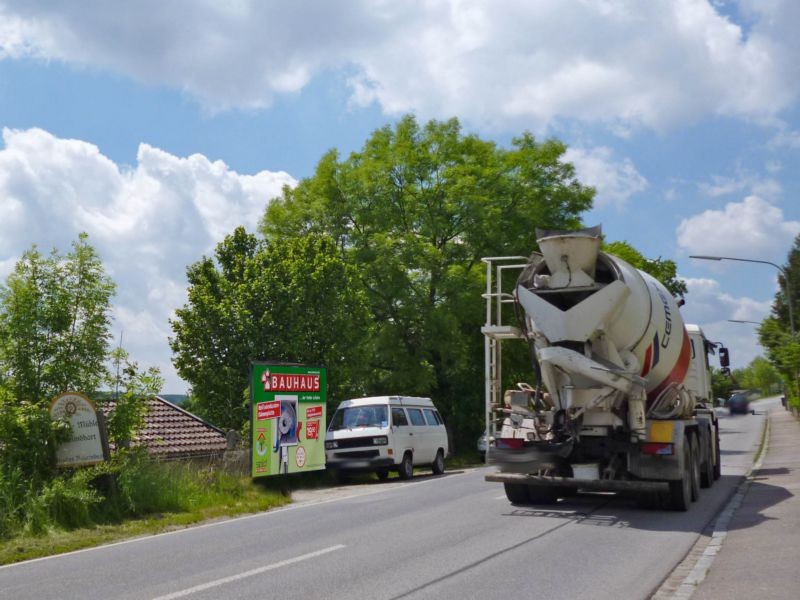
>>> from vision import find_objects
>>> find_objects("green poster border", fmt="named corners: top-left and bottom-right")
top-left (250, 361), bottom-right (327, 478)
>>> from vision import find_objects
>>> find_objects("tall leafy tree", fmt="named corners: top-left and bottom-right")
top-left (758, 234), bottom-right (800, 404)
top-left (0, 233), bottom-right (115, 404)
top-left (733, 356), bottom-right (782, 396)
top-left (170, 227), bottom-right (371, 430)
top-left (261, 116), bottom-right (594, 447)
top-left (0, 234), bottom-right (115, 511)
top-left (603, 240), bottom-right (688, 297)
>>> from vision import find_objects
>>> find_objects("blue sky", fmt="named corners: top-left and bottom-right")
top-left (1, 0), bottom-right (798, 392)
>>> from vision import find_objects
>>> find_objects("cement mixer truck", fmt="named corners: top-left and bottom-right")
top-left (482, 226), bottom-right (729, 510)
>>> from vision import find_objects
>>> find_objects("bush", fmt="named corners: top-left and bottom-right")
top-left (0, 468), bottom-right (25, 538)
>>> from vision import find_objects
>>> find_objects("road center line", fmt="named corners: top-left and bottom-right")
top-left (152, 544), bottom-right (345, 600)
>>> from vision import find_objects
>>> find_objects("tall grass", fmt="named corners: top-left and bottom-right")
top-left (0, 449), bottom-right (284, 542)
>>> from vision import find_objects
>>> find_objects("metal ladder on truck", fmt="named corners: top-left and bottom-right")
top-left (480, 256), bottom-right (529, 464)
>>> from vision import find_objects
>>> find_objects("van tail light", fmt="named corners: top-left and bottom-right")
top-left (642, 442), bottom-right (674, 456)
top-left (496, 438), bottom-right (525, 450)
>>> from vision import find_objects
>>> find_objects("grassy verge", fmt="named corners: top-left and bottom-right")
top-left (0, 490), bottom-right (289, 565)
top-left (0, 451), bottom-right (295, 567)
top-left (1, 451), bottom-right (480, 566)
top-left (0, 477), bottom-right (289, 566)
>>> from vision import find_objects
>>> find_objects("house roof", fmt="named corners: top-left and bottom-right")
top-left (102, 396), bottom-right (228, 459)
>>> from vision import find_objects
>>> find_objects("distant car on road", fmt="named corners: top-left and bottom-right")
top-left (477, 432), bottom-right (495, 460)
top-left (728, 390), bottom-right (758, 415)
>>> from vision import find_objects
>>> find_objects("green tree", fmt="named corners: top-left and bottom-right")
top-left (735, 356), bottom-right (781, 396)
top-left (105, 347), bottom-right (164, 448)
top-left (0, 234), bottom-right (115, 404)
top-left (170, 227), bottom-right (371, 430)
top-left (758, 235), bottom-right (800, 404)
top-left (261, 116), bottom-right (593, 448)
top-left (603, 240), bottom-right (688, 297)
top-left (710, 367), bottom-right (735, 401)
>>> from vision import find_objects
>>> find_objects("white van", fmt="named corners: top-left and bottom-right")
top-left (325, 396), bottom-right (449, 480)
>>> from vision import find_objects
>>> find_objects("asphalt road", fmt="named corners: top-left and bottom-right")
top-left (0, 399), bottom-right (773, 600)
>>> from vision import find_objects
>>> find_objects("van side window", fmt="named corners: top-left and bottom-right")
top-left (407, 408), bottom-right (426, 426)
top-left (423, 409), bottom-right (438, 426)
top-left (391, 407), bottom-right (408, 427)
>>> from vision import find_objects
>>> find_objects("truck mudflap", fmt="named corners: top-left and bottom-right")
top-left (485, 472), bottom-right (670, 494)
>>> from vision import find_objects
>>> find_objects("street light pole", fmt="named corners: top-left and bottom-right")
top-left (691, 255), bottom-right (795, 337)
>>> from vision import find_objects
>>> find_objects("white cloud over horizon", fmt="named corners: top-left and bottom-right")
top-left (676, 195), bottom-right (800, 259)
top-left (563, 146), bottom-right (648, 208)
top-left (680, 276), bottom-right (771, 369)
top-left (1, 0), bottom-right (798, 133)
top-left (0, 127), bottom-right (296, 392)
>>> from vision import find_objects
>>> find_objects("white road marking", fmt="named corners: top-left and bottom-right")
top-left (151, 544), bottom-right (345, 600)
top-left (495, 495), bottom-right (508, 500)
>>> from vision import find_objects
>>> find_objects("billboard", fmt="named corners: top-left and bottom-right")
top-left (251, 363), bottom-right (327, 477)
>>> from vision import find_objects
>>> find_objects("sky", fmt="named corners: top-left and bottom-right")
top-left (1, 0), bottom-right (798, 393)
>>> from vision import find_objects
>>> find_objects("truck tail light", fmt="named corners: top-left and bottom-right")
top-left (642, 442), bottom-right (674, 456)
top-left (496, 438), bottom-right (525, 450)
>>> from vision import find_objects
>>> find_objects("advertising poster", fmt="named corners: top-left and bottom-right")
top-left (251, 363), bottom-right (327, 478)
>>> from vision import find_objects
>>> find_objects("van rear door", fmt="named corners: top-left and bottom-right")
top-left (390, 406), bottom-right (413, 460)
top-left (423, 408), bottom-right (448, 457)
top-left (405, 406), bottom-right (434, 463)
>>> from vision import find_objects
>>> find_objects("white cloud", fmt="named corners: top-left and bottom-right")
top-left (676, 195), bottom-right (800, 258)
top-left (698, 173), bottom-right (781, 201)
top-left (769, 127), bottom-right (800, 149)
top-left (0, 0), bottom-right (797, 131)
top-left (682, 277), bottom-right (772, 323)
top-left (0, 127), bottom-right (296, 391)
top-left (563, 146), bottom-right (648, 208)
top-left (680, 276), bottom-right (771, 369)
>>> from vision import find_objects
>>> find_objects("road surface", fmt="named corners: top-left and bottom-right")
top-left (0, 399), bottom-right (775, 600)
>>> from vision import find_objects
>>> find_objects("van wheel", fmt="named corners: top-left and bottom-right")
top-left (398, 453), bottom-right (414, 480)
top-left (432, 450), bottom-right (445, 475)
top-left (376, 469), bottom-right (389, 481)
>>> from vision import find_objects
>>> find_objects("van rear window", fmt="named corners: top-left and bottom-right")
top-left (423, 409), bottom-right (439, 426)
top-left (407, 408), bottom-right (426, 426)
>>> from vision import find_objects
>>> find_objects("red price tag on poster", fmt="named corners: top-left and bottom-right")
top-left (257, 401), bottom-right (280, 420)
top-left (306, 420), bottom-right (320, 440)
top-left (306, 405), bottom-right (322, 419)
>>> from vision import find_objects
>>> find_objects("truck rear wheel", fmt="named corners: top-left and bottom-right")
top-left (713, 426), bottom-right (722, 481)
top-left (527, 485), bottom-right (560, 505)
top-left (667, 439), bottom-right (692, 511)
top-left (504, 483), bottom-right (530, 504)
top-left (689, 435), bottom-right (701, 501)
top-left (700, 429), bottom-right (714, 488)
top-left (636, 491), bottom-right (662, 510)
